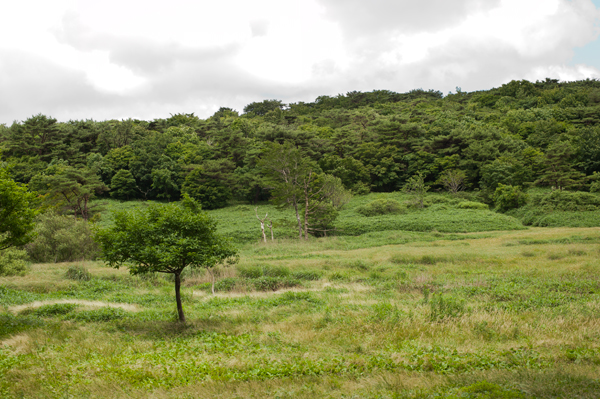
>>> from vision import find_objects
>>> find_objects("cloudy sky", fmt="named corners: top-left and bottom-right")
top-left (1, 0), bottom-right (600, 124)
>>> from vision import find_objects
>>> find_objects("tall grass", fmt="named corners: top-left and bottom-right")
top-left (1, 227), bottom-right (600, 397)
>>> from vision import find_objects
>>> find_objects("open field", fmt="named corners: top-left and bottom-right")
top-left (2, 227), bottom-right (600, 398)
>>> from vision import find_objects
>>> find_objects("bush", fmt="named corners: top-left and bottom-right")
top-left (65, 265), bottom-right (92, 281)
top-left (26, 213), bottom-right (99, 263)
top-left (214, 277), bottom-right (238, 292)
top-left (254, 276), bottom-right (301, 291)
top-left (356, 199), bottom-right (406, 217)
top-left (528, 190), bottom-right (600, 211)
top-left (237, 265), bottom-right (263, 279)
top-left (0, 247), bottom-right (28, 276)
top-left (456, 201), bottom-right (489, 210)
top-left (493, 184), bottom-right (528, 212)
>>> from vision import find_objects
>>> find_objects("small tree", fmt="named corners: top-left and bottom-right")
top-left (493, 184), bottom-right (528, 212)
top-left (110, 169), bottom-right (137, 200)
top-left (535, 141), bottom-right (586, 190)
top-left (439, 169), bottom-right (465, 194)
top-left (95, 197), bottom-right (237, 322)
top-left (0, 168), bottom-right (38, 251)
top-left (404, 172), bottom-right (429, 208)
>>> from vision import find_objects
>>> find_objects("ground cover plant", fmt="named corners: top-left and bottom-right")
top-left (1, 226), bottom-right (600, 398)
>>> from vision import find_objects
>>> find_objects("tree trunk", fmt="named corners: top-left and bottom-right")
top-left (174, 271), bottom-right (185, 322)
top-left (292, 197), bottom-right (303, 239)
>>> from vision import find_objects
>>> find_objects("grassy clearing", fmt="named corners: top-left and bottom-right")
top-left (1, 227), bottom-right (600, 397)
top-left (93, 193), bottom-right (525, 245)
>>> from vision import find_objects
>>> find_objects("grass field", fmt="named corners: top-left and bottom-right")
top-left (94, 192), bottom-right (526, 244)
top-left (2, 226), bottom-right (600, 398)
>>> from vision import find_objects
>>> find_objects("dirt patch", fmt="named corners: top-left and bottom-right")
top-left (8, 300), bottom-right (140, 314)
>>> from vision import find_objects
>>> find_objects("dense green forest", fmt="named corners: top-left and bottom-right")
top-left (2, 78), bottom-right (600, 219)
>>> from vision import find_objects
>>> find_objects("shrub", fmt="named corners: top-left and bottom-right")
top-left (356, 199), bottom-right (406, 217)
top-left (528, 190), bottom-right (600, 212)
top-left (65, 265), bottom-right (92, 281)
top-left (26, 213), bottom-right (99, 263)
top-left (456, 201), bottom-right (489, 210)
top-left (253, 276), bottom-right (301, 291)
top-left (0, 247), bottom-right (28, 276)
top-left (237, 265), bottom-right (263, 279)
top-left (214, 277), bottom-right (238, 292)
top-left (493, 184), bottom-right (528, 212)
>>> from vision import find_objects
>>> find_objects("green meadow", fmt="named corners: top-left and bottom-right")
top-left (2, 203), bottom-right (600, 398)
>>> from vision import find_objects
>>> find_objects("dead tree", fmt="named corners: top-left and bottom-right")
top-left (266, 217), bottom-right (274, 240)
top-left (255, 208), bottom-right (269, 243)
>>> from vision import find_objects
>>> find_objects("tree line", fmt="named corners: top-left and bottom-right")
top-left (2, 78), bottom-right (600, 223)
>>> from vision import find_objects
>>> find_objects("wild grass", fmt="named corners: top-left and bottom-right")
top-left (93, 193), bottom-right (525, 245)
top-left (1, 227), bottom-right (600, 397)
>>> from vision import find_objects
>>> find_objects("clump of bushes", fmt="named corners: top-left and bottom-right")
top-left (0, 247), bottom-right (28, 276)
top-left (493, 184), bottom-right (528, 212)
top-left (528, 190), bottom-right (600, 212)
top-left (25, 212), bottom-right (100, 263)
top-left (356, 199), bottom-right (406, 217)
top-left (65, 265), bottom-right (92, 281)
top-left (456, 201), bottom-right (489, 210)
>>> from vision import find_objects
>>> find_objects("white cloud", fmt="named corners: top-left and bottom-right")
top-left (0, 0), bottom-right (599, 123)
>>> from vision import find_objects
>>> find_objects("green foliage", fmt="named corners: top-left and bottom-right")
top-left (535, 141), bottom-right (586, 190)
top-left (0, 168), bottom-right (38, 250)
top-left (25, 213), bottom-right (99, 263)
top-left (182, 168), bottom-right (231, 209)
top-left (404, 172), bottom-right (429, 208)
top-left (29, 165), bottom-right (107, 220)
top-left (356, 198), bottom-right (406, 216)
top-left (439, 169), bottom-right (466, 194)
top-left (528, 190), bottom-right (600, 211)
top-left (30, 303), bottom-right (79, 317)
top-left (430, 293), bottom-right (466, 321)
top-left (65, 265), bottom-right (92, 281)
top-left (0, 247), bottom-right (28, 276)
top-left (243, 99), bottom-right (285, 116)
top-left (457, 201), bottom-right (489, 210)
top-left (71, 307), bottom-right (127, 322)
top-left (110, 169), bottom-right (137, 200)
top-left (95, 198), bottom-right (237, 321)
top-left (493, 184), bottom-right (528, 212)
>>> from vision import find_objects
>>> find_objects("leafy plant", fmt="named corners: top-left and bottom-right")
top-left (356, 199), bottom-right (406, 217)
top-left (0, 247), bottom-right (28, 276)
top-left (25, 212), bottom-right (100, 263)
top-left (430, 293), bottom-right (466, 321)
top-left (65, 265), bottom-right (92, 281)
top-left (95, 196), bottom-right (238, 322)
top-left (493, 184), bottom-right (528, 212)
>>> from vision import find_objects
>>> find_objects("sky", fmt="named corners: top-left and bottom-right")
top-left (1, 0), bottom-right (600, 124)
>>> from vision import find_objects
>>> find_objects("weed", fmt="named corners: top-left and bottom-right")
top-left (65, 265), bottom-right (92, 281)
top-left (29, 303), bottom-right (79, 317)
top-left (69, 307), bottom-right (127, 322)
top-left (430, 293), bottom-right (466, 321)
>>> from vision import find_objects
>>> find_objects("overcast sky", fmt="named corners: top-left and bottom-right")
top-left (1, 0), bottom-right (600, 124)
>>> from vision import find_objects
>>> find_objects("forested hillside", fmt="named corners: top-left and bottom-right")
top-left (2, 78), bottom-right (600, 213)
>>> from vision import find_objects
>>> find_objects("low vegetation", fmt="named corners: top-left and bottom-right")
top-left (1, 227), bottom-right (600, 398)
